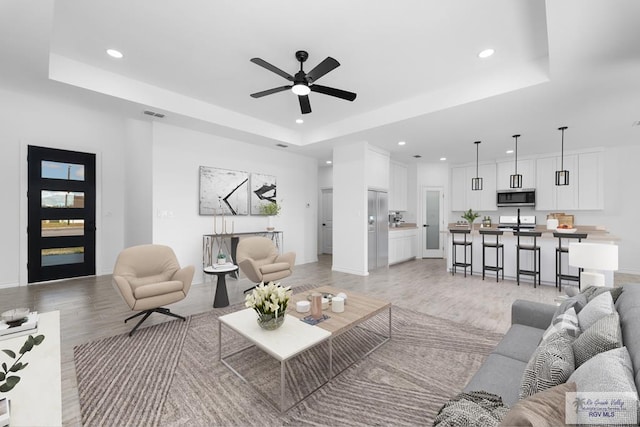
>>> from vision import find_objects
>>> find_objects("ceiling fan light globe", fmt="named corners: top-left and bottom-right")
top-left (292, 84), bottom-right (310, 96)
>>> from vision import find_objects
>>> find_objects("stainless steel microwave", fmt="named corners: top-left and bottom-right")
top-left (496, 189), bottom-right (536, 207)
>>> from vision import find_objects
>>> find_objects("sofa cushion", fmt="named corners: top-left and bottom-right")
top-left (572, 312), bottom-right (622, 368)
top-left (615, 283), bottom-right (640, 394)
top-left (554, 293), bottom-right (588, 318)
top-left (577, 290), bottom-right (614, 331)
top-left (543, 307), bottom-right (580, 341)
top-left (493, 324), bottom-right (545, 363)
top-left (500, 382), bottom-right (576, 427)
top-left (464, 354), bottom-right (527, 407)
top-left (133, 280), bottom-right (184, 299)
top-left (520, 330), bottom-right (575, 400)
top-left (582, 285), bottom-right (624, 303)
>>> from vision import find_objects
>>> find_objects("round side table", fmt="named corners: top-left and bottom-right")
top-left (203, 264), bottom-right (239, 308)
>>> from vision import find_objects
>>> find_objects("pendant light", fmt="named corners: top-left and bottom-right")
top-left (555, 126), bottom-right (569, 186)
top-left (471, 141), bottom-right (483, 190)
top-left (510, 134), bottom-right (522, 188)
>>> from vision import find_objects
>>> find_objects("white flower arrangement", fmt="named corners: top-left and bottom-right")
top-left (244, 281), bottom-right (292, 319)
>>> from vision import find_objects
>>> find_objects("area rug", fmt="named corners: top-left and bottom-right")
top-left (74, 295), bottom-right (503, 426)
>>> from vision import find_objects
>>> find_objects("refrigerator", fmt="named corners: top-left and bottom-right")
top-left (368, 190), bottom-right (389, 271)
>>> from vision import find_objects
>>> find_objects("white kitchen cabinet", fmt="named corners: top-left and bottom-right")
top-left (389, 229), bottom-right (418, 265)
top-left (451, 164), bottom-right (497, 212)
top-left (535, 156), bottom-right (556, 210)
top-left (536, 154), bottom-right (587, 211)
top-left (367, 148), bottom-right (389, 190)
top-left (389, 161), bottom-right (408, 211)
top-left (497, 158), bottom-right (535, 190)
top-left (578, 151), bottom-right (604, 210)
top-left (556, 154), bottom-right (578, 210)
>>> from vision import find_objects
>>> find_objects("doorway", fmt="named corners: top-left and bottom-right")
top-left (320, 188), bottom-right (333, 254)
top-left (27, 146), bottom-right (96, 283)
top-left (422, 187), bottom-right (444, 258)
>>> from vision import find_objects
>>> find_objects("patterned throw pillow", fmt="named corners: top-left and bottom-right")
top-left (572, 312), bottom-right (622, 368)
top-left (581, 285), bottom-right (624, 303)
top-left (543, 307), bottom-right (581, 341)
top-left (501, 382), bottom-right (576, 427)
top-left (577, 291), bottom-right (614, 331)
top-left (553, 294), bottom-right (588, 318)
top-left (520, 330), bottom-right (575, 399)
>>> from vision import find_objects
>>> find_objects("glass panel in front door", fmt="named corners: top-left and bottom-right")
top-left (426, 190), bottom-right (440, 250)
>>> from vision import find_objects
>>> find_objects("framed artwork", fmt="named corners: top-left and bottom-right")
top-left (199, 166), bottom-right (249, 215)
top-left (250, 173), bottom-right (277, 215)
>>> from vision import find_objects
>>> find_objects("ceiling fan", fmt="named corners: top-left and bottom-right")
top-left (250, 50), bottom-right (357, 114)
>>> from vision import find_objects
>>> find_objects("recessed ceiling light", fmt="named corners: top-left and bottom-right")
top-left (506, 149), bottom-right (514, 154)
top-left (478, 48), bottom-right (495, 59)
top-left (296, 119), bottom-right (304, 124)
top-left (276, 143), bottom-right (288, 148)
top-left (398, 141), bottom-right (406, 146)
top-left (326, 160), bottom-right (332, 165)
top-left (106, 49), bottom-right (123, 59)
top-left (440, 157), bottom-right (447, 161)
top-left (413, 155), bottom-right (422, 158)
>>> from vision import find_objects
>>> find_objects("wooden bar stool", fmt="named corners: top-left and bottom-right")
top-left (479, 229), bottom-right (504, 282)
top-left (515, 231), bottom-right (542, 288)
top-left (554, 232), bottom-right (588, 292)
top-left (451, 229), bottom-right (472, 277)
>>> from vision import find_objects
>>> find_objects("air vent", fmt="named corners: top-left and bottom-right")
top-left (276, 143), bottom-right (288, 148)
top-left (413, 154), bottom-right (422, 158)
top-left (143, 110), bottom-right (165, 118)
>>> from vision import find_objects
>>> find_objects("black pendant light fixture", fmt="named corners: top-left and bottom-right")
top-left (471, 141), bottom-right (483, 190)
top-left (510, 134), bottom-right (523, 189)
top-left (555, 126), bottom-right (569, 186)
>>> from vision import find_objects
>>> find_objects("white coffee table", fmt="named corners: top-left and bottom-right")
top-left (218, 287), bottom-right (391, 413)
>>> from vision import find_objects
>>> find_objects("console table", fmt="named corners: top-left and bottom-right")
top-left (202, 231), bottom-right (283, 269)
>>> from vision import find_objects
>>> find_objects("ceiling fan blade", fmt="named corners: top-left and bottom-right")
top-left (250, 58), bottom-right (294, 81)
top-left (298, 95), bottom-right (312, 114)
top-left (250, 85), bottom-right (292, 98)
top-left (310, 84), bottom-right (357, 101)
top-left (306, 57), bottom-right (340, 83)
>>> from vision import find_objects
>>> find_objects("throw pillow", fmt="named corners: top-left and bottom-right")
top-left (433, 391), bottom-right (509, 427)
top-left (520, 329), bottom-right (575, 400)
top-left (500, 382), bottom-right (576, 427)
top-left (543, 307), bottom-right (581, 341)
top-left (572, 312), bottom-right (622, 368)
top-left (577, 291), bottom-right (614, 331)
top-left (581, 285), bottom-right (624, 303)
top-left (553, 294), bottom-right (588, 318)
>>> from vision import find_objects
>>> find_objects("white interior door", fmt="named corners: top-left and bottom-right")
top-left (422, 187), bottom-right (444, 258)
top-left (321, 189), bottom-right (333, 254)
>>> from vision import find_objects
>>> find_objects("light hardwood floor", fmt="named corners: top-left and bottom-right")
top-left (1, 256), bottom-right (637, 426)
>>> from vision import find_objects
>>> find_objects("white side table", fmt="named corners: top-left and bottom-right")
top-left (204, 264), bottom-right (239, 308)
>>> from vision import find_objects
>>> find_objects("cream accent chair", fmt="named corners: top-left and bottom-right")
top-left (236, 236), bottom-right (295, 292)
top-left (112, 244), bottom-right (195, 336)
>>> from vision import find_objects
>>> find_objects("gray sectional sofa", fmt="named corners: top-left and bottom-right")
top-left (463, 283), bottom-right (640, 408)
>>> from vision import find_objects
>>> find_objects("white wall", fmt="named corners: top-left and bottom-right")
top-left (151, 122), bottom-right (318, 284)
top-left (124, 119), bottom-right (153, 247)
top-left (332, 141), bottom-right (368, 275)
top-left (0, 87), bottom-right (126, 287)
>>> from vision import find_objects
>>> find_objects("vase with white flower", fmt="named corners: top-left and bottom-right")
top-left (244, 281), bottom-right (292, 330)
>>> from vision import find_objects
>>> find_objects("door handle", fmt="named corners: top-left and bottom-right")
top-left (423, 224), bottom-right (429, 227)
top-left (322, 223), bottom-right (326, 226)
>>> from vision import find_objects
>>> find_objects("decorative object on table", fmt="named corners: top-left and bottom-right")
top-left (199, 166), bottom-right (249, 216)
top-left (555, 225), bottom-right (577, 234)
top-left (1, 308), bottom-right (30, 324)
top-left (296, 300), bottom-right (310, 313)
top-left (461, 209), bottom-right (480, 229)
top-left (336, 292), bottom-right (347, 303)
top-left (310, 292), bottom-right (323, 320)
top-left (0, 334), bottom-right (45, 392)
top-left (569, 242), bottom-right (618, 287)
top-left (331, 296), bottom-right (345, 313)
top-left (258, 199), bottom-right (281, 231)
top-left (0, 311), bottom-right (39, 339)
top-left (546, 217), bottom-right (559, 230)
top-left (217, 252), bottom-right (227, 264)
top-left (481, 216), bottom-right (492, 228)
top-left (471, 141), bottom-right (483, 191)
top-left (555, 126), bottom-right (570, 186)
top-left (245, 281), bottom-right (291, 330)
top-left (301, 313), bottom-right (330, 326)
top-left (510, 134), bottom-right (523, 188)
top-left (250, 173), bottom-right (277, 215)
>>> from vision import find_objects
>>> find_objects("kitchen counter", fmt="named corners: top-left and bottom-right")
top-left (389, 222), bottom-right (418, 231)
top-left (446, 224), bottom-right (618, 285)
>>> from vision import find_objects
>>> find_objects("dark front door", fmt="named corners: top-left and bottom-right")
top-left (28, 146), bottom-right (96, 283)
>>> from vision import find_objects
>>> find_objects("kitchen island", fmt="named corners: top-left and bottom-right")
top-left (446, 225), bottom-right (618, 287)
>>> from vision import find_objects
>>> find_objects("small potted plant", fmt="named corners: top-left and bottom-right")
top-left (217, 252), bottom-right (227, 265)
top-left (461, 208), bottom-right (480, 230)
top-left (259, 201), bottom-right (281, 231)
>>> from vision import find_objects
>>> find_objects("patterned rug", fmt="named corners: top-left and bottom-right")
top-left (74, 293), bottom-right (502, 426)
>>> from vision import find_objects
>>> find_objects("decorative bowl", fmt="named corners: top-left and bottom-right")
top-left (556, 227), bottom-right (577, 234)
top-left (1, 307), bottom-right (30, 323)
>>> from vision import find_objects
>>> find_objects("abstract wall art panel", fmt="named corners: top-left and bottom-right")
top-left (199, 166), bottom-right (249, 215)
top-left (250, 173), bottom-right (277, 215)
